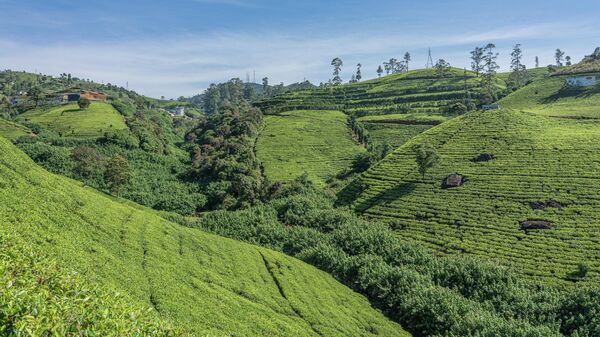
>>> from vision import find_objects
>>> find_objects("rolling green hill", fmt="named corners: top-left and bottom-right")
top-left (339, 72), bottom-right (600, 284)
top-left (0, 118), bottom-right (31, 140)
top-left (19, 102), bottom-right (127, 138)
top-left (256, 110), bottom-right (365, 185)
top-left (0, 136), bottom-right (409, 336)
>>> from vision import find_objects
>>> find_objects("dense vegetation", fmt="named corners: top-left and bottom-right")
top-left (184, 177), bottom-right (600, 337)
top-left (0, 136), bottom-right (409, 336)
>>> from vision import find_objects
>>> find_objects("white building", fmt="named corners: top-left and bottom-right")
top-left (174, 106), bottom-right (185, 117)
top-left (565, 76), bottom-right (597, 87)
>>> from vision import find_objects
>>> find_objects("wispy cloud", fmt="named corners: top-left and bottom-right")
top-left (0, 22), bottom-right (594, 98)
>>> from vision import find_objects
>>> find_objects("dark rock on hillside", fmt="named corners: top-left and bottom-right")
top-left (442, 174), bottom-right (467, 188)
top-left (471, 153), bottom-right (495, 162)
top-left (520, 220), bottom-right (554, 230)
top-left (529, 200), bottom-right (564, 210)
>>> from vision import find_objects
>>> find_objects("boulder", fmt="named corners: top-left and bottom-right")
top-left (529, 200), bottom-right (564, 210)
top-left (520, 220), bottom-right (554, 230)
top-left (442, 174), bottom-right (466, 188)
top-left (471, 153), bottom-right (495, 162)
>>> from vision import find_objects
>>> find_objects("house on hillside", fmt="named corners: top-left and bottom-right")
top-left (565, 76), bottom-right (597, 87)
top-left (174, 106), bottom-right (185, 117)
top-left (481, 104), bottom-right (501, 110)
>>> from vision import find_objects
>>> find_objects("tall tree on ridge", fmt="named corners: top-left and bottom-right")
top-left (555, 49), bottom-right (565, 67)
top-left (403, 52), bottom-right (411, 71)
top-left (331, 57), bottom-right (343, 85)
top-left (377, 65), bottom-right (384, 77)
top-left (535, 56), bottom-right (539, 68)
top-left (509, 44), bottom-right (527, 89)
top-left (470, 46), bottom-right (484, 76)
top-left (565, 56), bottom-right (572, 66)
top-left (481, 43), bottom-right (499, 104)
top-left (356, 63), bottom-right (362, 81)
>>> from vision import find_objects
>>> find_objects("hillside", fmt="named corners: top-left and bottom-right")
top-left (0, 136), bottom-right (408, 336)
top-left (0, 117), bottom-right (31, 140)
top-left (256, 110), bottom-right (365, 185)
top-left (339, 71), bottom-right (600, 283)
top-left (18, 102), bottom-right (127, 138)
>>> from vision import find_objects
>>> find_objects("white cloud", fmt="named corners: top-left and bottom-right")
top-left (0, 22), bottom-right (595, 98)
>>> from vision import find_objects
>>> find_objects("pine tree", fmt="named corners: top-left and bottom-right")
top-left (331, 58), bottom-right (343, 85)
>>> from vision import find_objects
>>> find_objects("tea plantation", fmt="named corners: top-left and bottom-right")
top-left (0, 117), bottom-right (31, 140)
top-left (0, 136), bottom-right (409, 336)
top-left (340, 72), bottom-right (600, 284)
top-left (19, 102), bottom-right (127, 138)
top-left (256, 110), bottom-right (365, 185)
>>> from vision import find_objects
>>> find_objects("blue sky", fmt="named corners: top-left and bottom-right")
top-left (0, 0), bottom-right (598, 97)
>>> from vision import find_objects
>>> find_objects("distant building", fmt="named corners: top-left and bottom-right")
top-left (565, 76), bottom-right (597, 87)
top-left (174, 106), bottom-right (185, 117)
top-left (481, 104), bottom-right (501, 110)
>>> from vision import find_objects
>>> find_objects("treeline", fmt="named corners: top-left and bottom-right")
top-left (179, 177), bottom-right (600, 337)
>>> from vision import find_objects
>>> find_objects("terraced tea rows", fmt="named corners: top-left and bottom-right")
top-left (358, 113), bottom-right (449, 148)
top-left (0, 136), bottom-right (408, 336)
top-left (340, 82), bottom-right (600, 283)
top-left (256, 110), bottom-right (365, 185)
top-left (257, 68), bottom-right (497, 117)
top-left (19, 102), bottom-right (127, 138)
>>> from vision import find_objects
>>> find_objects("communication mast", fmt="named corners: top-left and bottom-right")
top-left (426, 48), bottom-right (434, 68)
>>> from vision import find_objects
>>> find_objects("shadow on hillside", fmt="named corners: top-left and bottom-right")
top-left (541, 86), bottom-right (600, 104)
top-left (351, 182), bottom-right (417, 213)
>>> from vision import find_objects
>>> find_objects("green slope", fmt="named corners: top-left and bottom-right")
top-left (0, 136), bottom-right (408, 336)
top-left (256, 110), bottom-right (365, 185)
top-left (340, 74), bottom-right (600, 284)
top-left (19, 102), bottom-right (127, 138)
top-left (0, 118), bottom-right (31, 140)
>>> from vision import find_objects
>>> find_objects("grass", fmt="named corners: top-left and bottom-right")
top-left (0, 136), bottom-right (408, 336)
top-left (256, 110), bottom-right (365, 185)
top-left (19, 102), bottom-right (127, 138)
top-left (0, 118), bottom-right (31, 140)
top-left (339, 73), bottom-right (600, 284)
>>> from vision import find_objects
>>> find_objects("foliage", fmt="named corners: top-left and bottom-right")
top-left (412, 143), bottom-right (441, 179)
top-left (78, 97), bottom-right (91, 109)
top-left (186, 89), bottom-right (265, 209)
top-left (0, 230), bottom-right (180, 336)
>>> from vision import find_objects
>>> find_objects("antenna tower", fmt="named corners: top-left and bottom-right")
top-left (426, 48), bottom-right (434, 68)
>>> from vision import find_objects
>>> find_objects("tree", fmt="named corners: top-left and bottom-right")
top-left (403, 52), bottom-right (411, 71)
top-left (377, 65), bottom-right (383, 77)
top-left (105, 155), bottom-right (130, 195)
top-left (434, 59), bottom-right (451, 78)
top-left (350, 74), bottom-right (357, 83)
top-left (535, 56), bottom-right (539, 68)
top-left (470, 47), bottom-right (484, 76)
top-left (555, 49), bottom-right (565, 67)
top-left (565, 56), bottom-right (572, 66)
top-left (481, 43), bottom-right (500, 104)
top-left (78, 97), bottom-right (91, 110)
top-left (262, 77), bottom-right (269, 94)
top-left (384, 58), bottom-right (399, 74)
top-left (509, 44), bottom-right (527, 89)
top-left (331, 57), bottom-right (343, 85)
top-left (413, 143), bottom-right (441, 179)
top-left (28, 86), bottom-right (44, 107)
top-left (355, 63), bottom-right (362, 81)
top-left (71, 146), bottom-right (105, 179)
